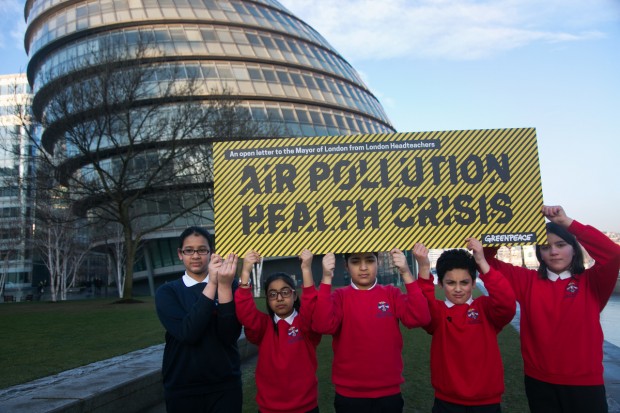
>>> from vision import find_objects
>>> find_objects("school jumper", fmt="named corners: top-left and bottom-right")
top-left (155, 277), bottom-right (242, 405)
top-left (235, 286), bottom-right (321, 413)
top-left (484, 220), bottom-right (620, 386)
top-left (312, 282), bottom-right (430, 398)
top-left (419, 268), bottom-right (516, 406)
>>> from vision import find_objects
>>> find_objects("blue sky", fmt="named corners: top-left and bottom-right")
top-left (2, 0), bottom-right (619, 232)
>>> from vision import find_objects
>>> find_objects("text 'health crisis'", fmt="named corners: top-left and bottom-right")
top-left (237, 154), bottom-right (514, 235)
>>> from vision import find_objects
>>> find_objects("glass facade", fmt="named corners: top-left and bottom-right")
top-left (24, 0), bottom-right (396, 282)
top-left (0, 75), bottom-right (34, 291)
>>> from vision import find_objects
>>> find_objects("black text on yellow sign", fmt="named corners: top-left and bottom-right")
top-left (214, 129), bottom-right (547, 257)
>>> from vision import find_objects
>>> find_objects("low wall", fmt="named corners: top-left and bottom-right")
top-left (0, 336), bottom-right (257, 413)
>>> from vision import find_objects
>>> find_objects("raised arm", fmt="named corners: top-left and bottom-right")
top-left (298, 249), bottom-right (321, 344)
top-left (468, 238), bottom-right (516, 329)
top-left (412, 243), bottom-right (439, 334)
top-left (234, 250), bottom-right (268, 344)
top-left (299, 249), bottom-right (315, 288)
top-left (391, 248), bottom-right (414, 284)
top-left (311, 253), bottom-right (343, 335)
top-left (209, 253), bottom-right (242, 344)
top-left (412, 243), bottom-right (431, 282)
top-left (483, 243), bottom-right (532, 301)
top-left (547, 205), bottom-right (620, 307)
top-left (391, 248), bottom-right (431, 328)
top-left (239, 250), bottom-right (260, 289)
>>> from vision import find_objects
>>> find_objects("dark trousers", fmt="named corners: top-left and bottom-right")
top-left (165, 385), bottom-right (242, 413)
top-left (432, 398), bottom-right (501, 413)
top-left (524, 375), bottom-right (608, 413)
top-left (334, 392), bottom-right (404, 413)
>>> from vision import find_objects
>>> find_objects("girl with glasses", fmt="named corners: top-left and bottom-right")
top-left (235, 249), bottom-right (322, 413)
top-left (155, 226), bottom-right (242, 413)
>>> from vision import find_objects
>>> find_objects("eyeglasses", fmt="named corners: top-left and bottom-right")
top-left (267, 288), bottom-right (294, 300)
top-left (180, 248), bottom-right (211, 256)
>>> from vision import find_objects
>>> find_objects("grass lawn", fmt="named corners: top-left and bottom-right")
top-left (1, 291), bottom-right (528, 412)
top-left (0, 297), bottom-right (165, 389)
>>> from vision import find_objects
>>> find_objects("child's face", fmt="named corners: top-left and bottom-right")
top-left (178, 234), bottom-right (211, 280)
top-left (440, 269), bottom-right (474, 305)
top-left (539, 232), bottom-right (575, 273)
top-left (267, 279), bottom-right (296, 318)
top-left (346, 253), bottom-right (378, 290)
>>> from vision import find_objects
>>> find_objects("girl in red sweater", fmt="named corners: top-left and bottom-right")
top-left (484, 205), bottom-right (620, 413)
top-left (234, 249), bottom-right (321, 413)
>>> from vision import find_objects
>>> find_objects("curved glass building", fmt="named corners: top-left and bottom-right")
top-left (24, 0), bottom-right (395, 290)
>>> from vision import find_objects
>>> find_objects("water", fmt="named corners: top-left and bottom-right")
top-left (602, 293), bottom-right (620, 347)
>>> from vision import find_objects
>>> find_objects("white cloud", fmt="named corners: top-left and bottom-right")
top-left (278, 0), bottom-right (614, 61)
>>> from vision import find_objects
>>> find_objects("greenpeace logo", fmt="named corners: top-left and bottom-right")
top-left (482, 232), bottom-right (537, 244)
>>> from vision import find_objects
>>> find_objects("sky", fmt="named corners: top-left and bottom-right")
top-left (1, 0), bottom-right (619, 232)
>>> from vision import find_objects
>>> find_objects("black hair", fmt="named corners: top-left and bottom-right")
top-left (263, 272), bottom-right (300, 334)
top-left (178, 226), bottom-right (213, 250)
top-left (535, 222), bottom-right (584, 278)
top-left (436, 249), bottom-right (477, 285)
top-left (343, 251), bottom-right (379, 262)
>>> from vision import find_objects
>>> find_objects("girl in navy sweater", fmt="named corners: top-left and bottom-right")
top-left (155, 226), bottom-right (242, 413)
top-left (235, 249), bottom-right (321, 413)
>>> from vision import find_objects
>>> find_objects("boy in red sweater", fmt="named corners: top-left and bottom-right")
top-left (235, 249), bottom-right (321, 413)
top-left (414, 239), bottom-right (516, 413)
top-left (312, 249), bottom-right (430, 413)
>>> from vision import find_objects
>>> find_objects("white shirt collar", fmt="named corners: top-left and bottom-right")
top-left (546, 269), bottom-right (572, 282)
top-left (444, 296), bottom-right (474, 308)
top-left (273, 309), bottom-right (298, 325)
top-left (182, 272), bottom-right (209, 287)
top-left (351, 278), bottom-right (378, 290)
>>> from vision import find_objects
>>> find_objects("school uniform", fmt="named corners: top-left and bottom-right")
top-left (155, 274), bottom-right (242, 413)
top-left (235, 286), bottom-right (321, 413)
top-left (312, 280), bottom-right (430, 412)
top-left (419, 268), bottom-right (515, 411)
top-left (484, 220), bottom-right (620, 413)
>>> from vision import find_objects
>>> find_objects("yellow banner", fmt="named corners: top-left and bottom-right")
top-left (214, 129), bottom-right (547, 257)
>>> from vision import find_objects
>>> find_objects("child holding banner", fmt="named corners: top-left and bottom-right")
top-left (312, 249), bottom-right (430, 413)
top-left (235, 249), bottom-right (322, 413)
top-left (484, 205), bottom-right (620, 413)
top-left (155, 227), bottom-right (242, 413)
top-left (414, 240), bottom-right (515, 412)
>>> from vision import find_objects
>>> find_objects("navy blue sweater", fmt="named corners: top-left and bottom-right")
top-left (155, 278), bottom-right (242, 398)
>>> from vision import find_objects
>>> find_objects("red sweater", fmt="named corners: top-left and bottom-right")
top-left (234, 286), bottom-right (321, 413)
top-left (419, 268), bottom-right (516, 405)
top-left (312, 282), bottom-right (430, 398)
top-left (484, 220), bottom-right (620, 386)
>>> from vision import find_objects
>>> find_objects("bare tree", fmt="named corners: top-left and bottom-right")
top-left (24, 37), bottom-right (274, 300)
top-left (103, 223), bottom-right (127, 298)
